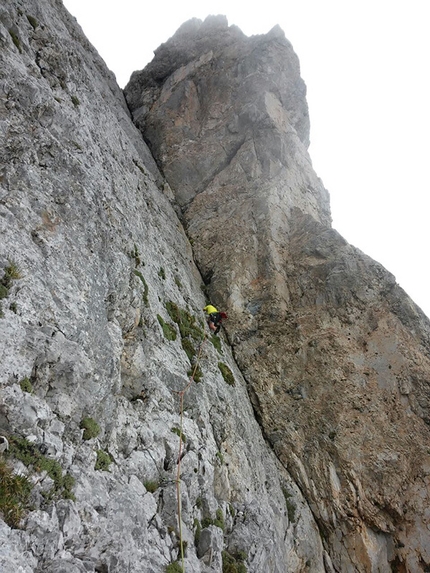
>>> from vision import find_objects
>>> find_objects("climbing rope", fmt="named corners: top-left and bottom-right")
top-left (174, 331), bottom-right (207, 572)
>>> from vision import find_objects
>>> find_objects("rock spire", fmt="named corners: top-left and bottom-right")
top-left (125, 15), bottom-right (430, 572)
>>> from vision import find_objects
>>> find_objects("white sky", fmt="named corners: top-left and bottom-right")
top-left (63, 0), bottom-right (430, 318)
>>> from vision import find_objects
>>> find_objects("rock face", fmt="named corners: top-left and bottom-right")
top-left (125, 15), bottom-right (430, 573)
top-left (1, 2), bottom-right (430, 572)
top-left (1, 2), bottom-right (323, 573)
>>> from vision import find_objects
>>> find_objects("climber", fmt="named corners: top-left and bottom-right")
top-left (203, 304), bottom-right (228, 335)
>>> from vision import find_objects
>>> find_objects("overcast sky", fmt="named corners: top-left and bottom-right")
top-left (63, 0), bottom-right (430, 318)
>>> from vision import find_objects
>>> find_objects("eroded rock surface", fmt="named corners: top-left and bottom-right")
top-left (126, 16), bottom-right (430, 572)
top-left (0, 2), bottom-right (324, 573)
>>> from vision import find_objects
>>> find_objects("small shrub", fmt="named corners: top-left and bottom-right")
top-left (9, 30), bottom-right (22, 53)
top-left (157, 315), bottom-right (177, 341)
top-left (181, 338), bottom-right (196, 362)
top-left (201, 509), bottom-right (224, 531)
top-left (174, 276), bottom-right (182, 289)
top-left (19, 377), bottom-right (33, 393)
top-left (80, 417), bottom-right (100, 441)
top-left (1, 260), bottom-right (22, 290)
top-left (10, 302), bottom-right (17, 313)
top-left (95, 449), bottom-right (111, 471)
top-left (218, 362), bottom-right (235, 386)
top-left (165, 301), bottom-right (203, 341)
top-left (8, 436), bottom-right (75, 501)
top-left (188, 364), bottom-right (203, 383)
top-left (0, 284), bottom-right (8, 300)
top-left (210, 335), bottom-right (222, 353)
top-left (201, 516), bottom-right (212, 529)
top-left (193, 518), bottom-right (202, 546)
top-left (71, 95), bottom-right (80, 107)
top-left (222, 550), bottom-right (248, 573)
top-left (166, 562), bottom-right (182, 573)
top-left (0, 458), bottom-right (32, 528)
top-left (214, 508), bottom-right (225, 531)
top-left (216, 451), bottom-right (224, 465)
top-left (26, 15), bottom-right (38, 29)
top-left (144, 480), bottom-right (159, 493)
top-left (62, 473), bottom-right (76, 500)
top-left (158, 267), bottom-right (166, 280)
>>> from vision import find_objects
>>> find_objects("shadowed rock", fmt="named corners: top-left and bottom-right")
top-left (126, 15), bottom-right (430, 572)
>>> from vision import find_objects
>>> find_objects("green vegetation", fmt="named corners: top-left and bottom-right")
top-left (166, 562), bottom-right (183, 573)
top-left (1, 260), bottom-right (23, 302)
top-left (193, 518), bottom-right (202, 546)
top-left (7, 435), bottom-right (75, 502)
top-left (19, 377), bottom-right (33, 393)
top-left (165, 301), bottom-right (205, 380)
top-left (95, 449), bottom-right (111, 471)
top-left (216, 451), bottom-right (224, 465)
top-left (282, 487), bottom-right (297, 523)
top-left (214, 508), bottom-right (225, 530)
top-left (9, 29), bottom-right (22, 53)
top-left (218, 362), bottom-right (235, 386)
top-left (158, 267), bottom-right (166, 280)
top-left (71, 95), bottom-right (80, 107)
top-left (181, 338), bottom-right (195, 362)
top-left (134, 270), bottom-right (149, 305)
top-left (222, 550), bottom-right (248, 573)
top-left (187, 365), bottom-right (203, 383)
top-left (210, 334), bottom-right (222, 353)
top-left (0, 457), bottom-right (32, 528)
top-left (143, 480), bottom-right (159, 493)
top-left (80, 417), bottom-right (100, 441)
top-left (157, 314), bottom-right (177, 341)
top-left (26, 15), bottom-right (38, 29)
top-left (171, 427), bottom-right (186, 442)
top-left (165, 301), bottom-right (203, 341)
top-left (0, 284), bottom-right (8, 300)
top-left (201, 508), bottom-right (224, 531)
top-left (174, 276), bottom-right (182, 289)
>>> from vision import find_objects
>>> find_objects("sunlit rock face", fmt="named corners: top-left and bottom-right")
top-left (126, 15), bottom-right (430, 572)
top-left (0, 2), bottom-right (325, 573)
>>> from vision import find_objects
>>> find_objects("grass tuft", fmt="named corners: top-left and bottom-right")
top-left (7, 436), bottom-right (75, 502)
top-left (19, 377), bottom-right (33, 393)
top-left (143, 480), bottom-right (159, 493)
top-left (26, 15), bottom-right (38, 29)
top-left (80, 417), bottom-right (100, 441)
top-left (157, 314), bottom-right (177, 341)
top-left (0, 458), bottom-right (32, 528)
top-left (95, 449), bottom-right (111, 471)
top-left (218, 362), bottom-right (235, 386)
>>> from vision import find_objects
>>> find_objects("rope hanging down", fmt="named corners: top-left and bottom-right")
top-left (173, 333), bottom-right (207, 573)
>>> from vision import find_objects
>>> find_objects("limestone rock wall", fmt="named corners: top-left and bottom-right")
top-left (0, 2), bottom-right (325, 573)
top-left (125, 16), bottom-right (430, 573)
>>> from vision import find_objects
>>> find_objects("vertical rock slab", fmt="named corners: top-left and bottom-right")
top-left (1, 3), bottom-right (326, 572)
top-left (126, 16), bottom-right (430, 572)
